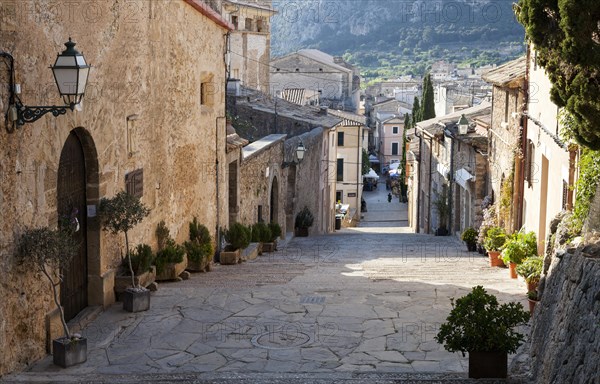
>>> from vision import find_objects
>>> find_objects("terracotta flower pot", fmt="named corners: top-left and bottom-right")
top-left (527, 280), bottom-right (539, 293)
top-left (509, 262), bottom-right (518, 279)
top-left (528, 298), bottom-right (538, 316)
top-left (488, 251), bottom-right (505, 267)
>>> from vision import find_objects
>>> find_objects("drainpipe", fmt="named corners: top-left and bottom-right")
top-left (415, 128), bottom-right (422, 233)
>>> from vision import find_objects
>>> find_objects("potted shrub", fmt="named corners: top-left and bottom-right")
top-left (295, 206), bottom-right (314, 237)
top-left (99, 191), bottom-right (151, 312)
top-left (516, 256), bottom-right (543, 292)
top-left (484, 226), bottom-right (507, 267)
top-left (154, 221), bottom-right (187, 280)
top-left (501, 231), bottom-right (537, 279)
top-left (435, 286), bottom-right (530, 378)
top-left (251, 222), bottom-right (271, 254)
top-left (16, 227), bottom-right (86, 368)
top-left (268, 222), bottom-right (282, 250)
top-left (461, 227), bottom-right (478, 252)
top-left (527, 290), bottom-right (539, 316)
top-left (113, 244), bottom-right (156, 301)
top-left (184, 217), bottom-right (213, 272)
top-left (221, 223), bottom-right (251, 264)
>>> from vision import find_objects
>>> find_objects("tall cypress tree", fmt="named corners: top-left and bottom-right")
top-left (412, 96), bottom-right (422, 124)
top-left (421, 73), bottom-right (436, 120)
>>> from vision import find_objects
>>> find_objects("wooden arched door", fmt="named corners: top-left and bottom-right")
top-left (57, 131), bottom-right (88, 321)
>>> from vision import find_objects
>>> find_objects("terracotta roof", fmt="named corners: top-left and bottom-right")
top-left (482, 56), bottom-right (526, 87)
top-left (327, 109), bottom-right (366, 126)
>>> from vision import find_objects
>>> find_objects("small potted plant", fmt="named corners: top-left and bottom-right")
top-left (250, 222), bottom-right (271, 254)
top-left (527, 290), bottom-right (539, 316)
top-left (221, 223), bottom-right (251, 264)
top-left (154, 221), bottom-right (187, 280)
top-left (501, 231), bottom-right (537, 279)
top-left (484, 226), bottom-right (507, 267)
top-left (99, 191), bottom-right (151, 312)
top-left (268, 222), bottom-right (282, 250)
top-left (184, 217), bottom-right (213, 272)
top-left (461, 227), bottom-right (478, 252)
top-left (17, 227), bottom-right (85, 368)
top-left (435, 285), bottom-right (530, 378)
top-left (516, 256), bottom-right (543, 292)
top-left (295, 206), bottom-right (314, 237)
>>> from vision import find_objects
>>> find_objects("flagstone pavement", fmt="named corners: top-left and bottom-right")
top-left (2, 182), bottom-right (531, 383)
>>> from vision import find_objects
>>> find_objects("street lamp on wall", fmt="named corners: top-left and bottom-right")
top-left (282, 141), bottom-right (307, 168)
top-left (1, 38), bottom-right (90, 127)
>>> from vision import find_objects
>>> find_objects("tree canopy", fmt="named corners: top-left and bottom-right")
top-left (421, 73), bottom-right (436, 121)
top-left (517, 0), bottom-right (600, 149)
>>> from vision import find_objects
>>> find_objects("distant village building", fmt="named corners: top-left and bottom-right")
top-left (270, 49), bottom-right (361, 113)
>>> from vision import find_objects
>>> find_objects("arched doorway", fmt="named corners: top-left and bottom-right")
top-left (57, 131), bottom-right (88, 321)
top-left (270, 176), bottom-right (279, 224)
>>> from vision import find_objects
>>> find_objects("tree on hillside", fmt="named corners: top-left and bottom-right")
top-left (421, 73), bottom-right (436, 121)
top-left (517, 0), bottom-right (600, 149)
top-left (412, 96), bottom-right (422, 124)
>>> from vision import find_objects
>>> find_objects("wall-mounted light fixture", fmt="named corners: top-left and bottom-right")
top-left (458, 114), bottom-right (469, 135)
top-left (282, 141), bottom-right (306, 168)
top-left (1, 38), bottom-right (90, 127)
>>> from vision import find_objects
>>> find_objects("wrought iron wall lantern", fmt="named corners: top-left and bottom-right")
top-left (282, 141), bottom-right (306, 168)
top-left (1, 38), bottom-right (90, 127)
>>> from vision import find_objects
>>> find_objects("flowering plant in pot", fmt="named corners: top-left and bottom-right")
top-left (461, 227), bottom-right (478, 252)
top-left (99, 191), bottom-right (151, 312)
top-left (435, 286), bottom-right (530, 378)
top-left (17, 227), bottom-right (85, 368)
top-left (484, 226), bottom-right (507, 267)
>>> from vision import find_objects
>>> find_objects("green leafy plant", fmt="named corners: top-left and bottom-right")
top-left (184, 217), bottom-right (213, 264)
top-left (224, 222), bottom-right (251, 251)
top-left (16, 227), bottom-right (79, 339)
top-left (484, 226), bottom-right (506, 251)
top-left (295, 206), bottom-right (314, 229)
top-left (527, 290), bottom-right (539, 301)
top-left (435, 286), bottom-right (530, 356)
top-left (123, 244), bottom-right (154, 276)
top-left (500, 231), bottom-right (537, 265)
top-left (461, 227), bottom-right (478, 245)
top-left (251, 222), bottom-right (272, 243)
top-left (268, 222), bottom-right (282, 242)
top-left (154, 222), bottom-right (185, 274)
top-left (99, 191), bottom-right (150, 288)
top-left (516, 256), bottom-right (543, 284)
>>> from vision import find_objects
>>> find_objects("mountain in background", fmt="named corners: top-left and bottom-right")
top-left (271, 0), bottom-right (526, 81)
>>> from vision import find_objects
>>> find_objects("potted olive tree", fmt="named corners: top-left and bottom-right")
top-left (484, 226), bottom-right (507, 267)
top-left (221, 223), bottom-right (251, 264)
top-left (17, 227), bottom-right (85, 368)
top-left (461, 227), bottom-right (478, 252)
top-left (184, 217), bottom-right (213, 272)
top-left (99, 191), bottom-right (151, 312)
top-left (295, 206), bottom-right (314, 237)
top-left (435, 286), bottom-right (530, 378)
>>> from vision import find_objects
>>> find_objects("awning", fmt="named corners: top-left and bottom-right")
top-left (368, 155), bottom-right (380, 163)
top-left (455, 168), bottom-right (475, 189)
top-left (363, 168), bottom-right (379, 180)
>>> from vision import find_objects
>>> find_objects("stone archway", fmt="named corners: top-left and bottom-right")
top-left (57, 127), bottom-right (100, 320)
top-left (270, 176), bottom-right (279, 224)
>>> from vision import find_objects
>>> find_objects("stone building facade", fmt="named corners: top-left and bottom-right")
top-left (0, 0), bottom-right (231, 375)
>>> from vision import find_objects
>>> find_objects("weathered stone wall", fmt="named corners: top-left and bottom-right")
top-left (238, 138), bottom-right (286, 232)
top-left (0, 0), bottom-right (229, 375)
top-left (530, 245), bottom-right (600, 383)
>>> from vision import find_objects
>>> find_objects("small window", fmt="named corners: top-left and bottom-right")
top-left (125, 169), bottom-right (144, 198)
top-left (525, 139), bottom-right (535, 187)
top-left (258, 205), bottom-right (263, 223)
top-left (338, 132), bottom-right (345, 146)
top-left (231, 15), bottom-right (238, 29)
top-left (257, 19), bottom-right (264, 32)
top-left (391, 142), bottom-right (399, 156)
top-left (245, 18), bottom-right (252, 31)
top-left (393, 126), bottom-right (399, 134)
top-left (337, 159), bottom-right (344, 182)
top-left (504, 90), bottom-right (510, 123)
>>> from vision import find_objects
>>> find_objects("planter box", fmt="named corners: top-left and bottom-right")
top-left (122, 288), bottom-right (150, 312)
top-left (468, 351), bottom-right (507, 378)
top-left (187, 257), bottom-right (211, 273)
top-left (242, 243), bottom-right (260, 261)
top-left (53, 337), bottom-right (87, 368)
top-left (114, 266), bottom-right (156, 296)
top-left (220, 249), bottom-right (240, 265)
top-left (295, 227), bottom-right (309, 237)
top-left (156, 257), bottom-right (188, 281)
top-left (262, 241), bottom-right (277, 253)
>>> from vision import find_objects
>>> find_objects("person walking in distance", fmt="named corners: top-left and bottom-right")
top-left (387, 193), bottom-right (392, 203)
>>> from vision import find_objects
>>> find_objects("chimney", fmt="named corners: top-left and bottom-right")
top-left (333, 57), bottom-right (344, 64)
top-left (319, 106), bottom-right (328, 115)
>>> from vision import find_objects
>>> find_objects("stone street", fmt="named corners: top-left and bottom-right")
top-left (3, 182), bottom-right (529, 383)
